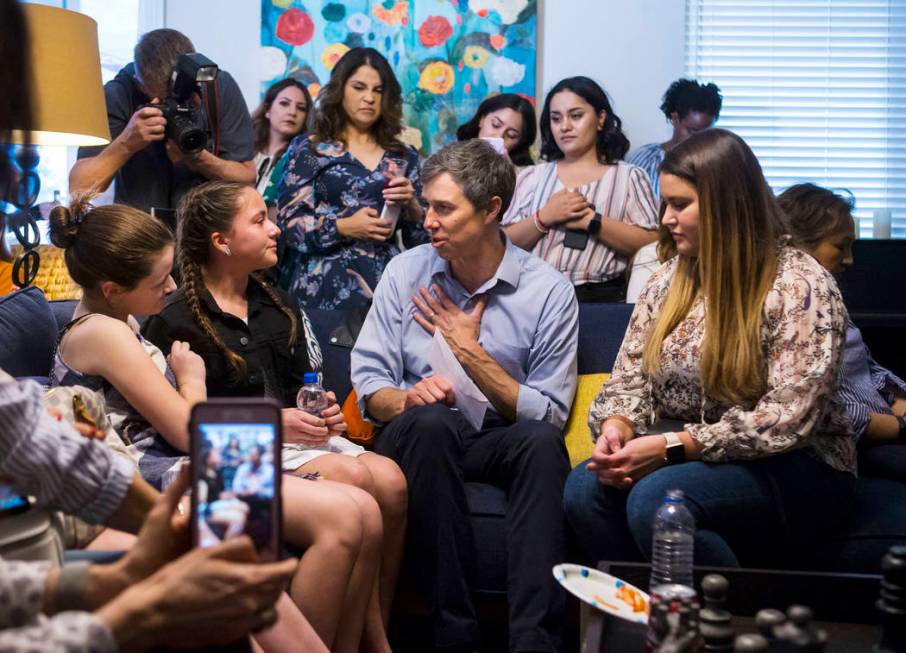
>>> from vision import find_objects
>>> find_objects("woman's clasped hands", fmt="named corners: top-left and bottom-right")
top-left (587, 418), bottom-right (667, 489)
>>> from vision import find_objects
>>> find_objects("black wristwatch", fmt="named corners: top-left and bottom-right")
top-left (587, 212), bottom-right (602, 237)
top-left (663, 432), bottom-right (686, 465)
top-left (897, 414), bottom-right (906, 441)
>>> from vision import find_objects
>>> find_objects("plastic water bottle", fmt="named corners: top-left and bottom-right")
top-left (650, 489), bottom-right (695, 589)
top-left (296, 372), bottom-right (328, 416)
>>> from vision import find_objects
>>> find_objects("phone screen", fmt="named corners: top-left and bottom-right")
top-left (193, 421), bottom-right (280, 560)
top-left (0, 485), bottom-right (29, 517)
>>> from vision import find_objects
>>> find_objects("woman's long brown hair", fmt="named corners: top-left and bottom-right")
top-left (643, 129), bottom-right (785, 407)
top-left (310, 47), bottom-right (406, 154)
top-left (251, 77), bottom-right (312, 162)
top-left (176, 181), bottom-right (298, 380)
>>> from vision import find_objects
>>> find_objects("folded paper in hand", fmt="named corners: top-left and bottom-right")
top-left (427, 330), bottom-right (488, 430)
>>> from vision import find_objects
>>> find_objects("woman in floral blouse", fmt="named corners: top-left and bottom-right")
top-left (275, 48), bottom-right (426, 310)
top-left (564, 129), bottom-right (857, 568)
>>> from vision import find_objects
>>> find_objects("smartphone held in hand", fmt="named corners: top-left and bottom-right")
top-left (190, 398), bottom-right (283, 561)
top-left (380, 201), bottom-right (402, 236)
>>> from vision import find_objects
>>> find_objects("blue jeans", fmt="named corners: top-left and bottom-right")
top-left (563, 449), bottom-right (855, 568)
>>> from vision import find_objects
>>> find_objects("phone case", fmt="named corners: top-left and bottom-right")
top-left (563, 228), bottom-right (590, 250)
top-left (189, 398), bottom-right (283, 561)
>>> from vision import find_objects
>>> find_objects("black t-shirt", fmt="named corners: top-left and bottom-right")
top-left (77, 63), bottom-right (255, 214)
top-left (141, 280), bottom-right (312, 408)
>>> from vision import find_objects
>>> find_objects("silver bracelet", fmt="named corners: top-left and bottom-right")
top-left (532, 212), bottom-right (549, 233)
top-left (55, 561), bottom-right (92, 612)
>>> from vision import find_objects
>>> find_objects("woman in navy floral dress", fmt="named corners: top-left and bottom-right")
top-left (276, 48), bottom-right (427, 310)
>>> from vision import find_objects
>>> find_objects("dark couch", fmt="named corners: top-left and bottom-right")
top-left (1, 287), bottom-right (903, 582)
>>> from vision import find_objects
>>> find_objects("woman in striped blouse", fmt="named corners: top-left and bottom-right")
top-left (780, 183), bottom-right (906, 484)
top-left (501, 77), bottom-right (658, 302)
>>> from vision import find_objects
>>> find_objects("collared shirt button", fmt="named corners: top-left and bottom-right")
top-left (240, 336), bottom-right (249, 346)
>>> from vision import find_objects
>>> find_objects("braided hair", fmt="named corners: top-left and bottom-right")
top-left (176, 181), bottom-right (298, 381)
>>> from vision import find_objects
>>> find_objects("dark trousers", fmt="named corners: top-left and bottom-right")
top-left (376, 404), bottom-right (570, 652)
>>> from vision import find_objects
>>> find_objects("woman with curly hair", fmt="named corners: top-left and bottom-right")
top-left (626, 78), bottom-right (722, 199)
top-left (275, 48), bottom-right (427, 310)
top-left (502, 77), bottom-right (658, 302)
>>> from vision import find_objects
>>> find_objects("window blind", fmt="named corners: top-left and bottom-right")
top-left (685, 0), bottom-right (906, 238)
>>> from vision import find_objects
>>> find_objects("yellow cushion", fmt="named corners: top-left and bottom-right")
top-left (564, 373), bottom-right (609, 468)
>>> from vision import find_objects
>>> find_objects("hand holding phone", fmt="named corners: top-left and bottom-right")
top-left (190, 399), bottom-right (283, 561)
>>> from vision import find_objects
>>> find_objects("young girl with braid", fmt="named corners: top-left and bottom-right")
top-left (142, 180), bottom-right (405, 648)
top-left (50, 196), bottom-right (391, 653)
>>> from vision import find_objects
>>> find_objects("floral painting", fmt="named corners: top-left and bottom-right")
top-left (260, 0), bottom-right (537, 155)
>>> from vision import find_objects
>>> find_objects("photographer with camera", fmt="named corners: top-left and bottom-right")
top-left (70, 29), bottom-right (255, 218)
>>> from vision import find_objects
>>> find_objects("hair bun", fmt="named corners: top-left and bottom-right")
top-left (48, 193), bottom-right (94, 249)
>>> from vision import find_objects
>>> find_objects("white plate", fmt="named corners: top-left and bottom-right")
top-left (552, 563), bottom-right (650, 624)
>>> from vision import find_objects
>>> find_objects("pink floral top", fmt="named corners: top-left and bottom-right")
top-left (589, 246), bottom-right (857, 474)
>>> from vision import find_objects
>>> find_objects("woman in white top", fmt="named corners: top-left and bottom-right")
top-left (502, 76), bottom-right (658, 302)
top-left (251, 78), bottom-right (312, 198)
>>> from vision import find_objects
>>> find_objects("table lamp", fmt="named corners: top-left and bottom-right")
top-left (4, 3), bottom-right (110, 289)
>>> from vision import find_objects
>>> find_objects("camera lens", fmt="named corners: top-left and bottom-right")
top-left (179, 128), bottom-right (207, 154)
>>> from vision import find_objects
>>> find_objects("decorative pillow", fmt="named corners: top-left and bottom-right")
top-left (563, 373), bottom-right (610, 468)
top-left (343, 388), bottom-right (375, 446)
top-left (0, 286), bottom-right (57, 378)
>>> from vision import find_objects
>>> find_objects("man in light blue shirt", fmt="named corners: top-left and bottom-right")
top-left (351, 139), bottom-right (578, 653)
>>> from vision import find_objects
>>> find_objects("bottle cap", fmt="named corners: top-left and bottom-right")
top-left (664, 489), bottom-right (685, 503)
top-left (303, 372), bottom-right (319, 385)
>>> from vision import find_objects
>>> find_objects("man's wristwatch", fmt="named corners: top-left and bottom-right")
top-left (663, 432), bottom-right (686, 465)
top-left (587, 212), bottom-right (602, 237)
top-left (897, 414), bottom-right (906, 442)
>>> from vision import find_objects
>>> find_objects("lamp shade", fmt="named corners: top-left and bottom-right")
top-left (11, 4), bottom-right (111, 147)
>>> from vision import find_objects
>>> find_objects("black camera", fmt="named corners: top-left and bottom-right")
top-left (146, 53), bottom-right (219, 154)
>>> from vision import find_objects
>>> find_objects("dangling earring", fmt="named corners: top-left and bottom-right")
top-left (224, 245), bottom-right (232, 257)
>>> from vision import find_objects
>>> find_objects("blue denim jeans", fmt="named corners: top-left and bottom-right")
top-left (563, 449), bottom-right (855, 568)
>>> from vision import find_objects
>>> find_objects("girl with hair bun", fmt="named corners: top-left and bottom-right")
top-left (501, 76), bottom-right (659, 302)
top-left (49, 197), bottom-right (393, 653)
top-left (142, 181), bottom-right (400, 651)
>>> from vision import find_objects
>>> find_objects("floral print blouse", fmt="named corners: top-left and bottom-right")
top-left (275, 135), bottom-right (428, 310)
top-left (589, 246), bottom-right (857, 474)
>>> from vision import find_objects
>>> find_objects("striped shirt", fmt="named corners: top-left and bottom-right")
top-left (837, 319), bottom-right (906, 438)
top-left (0, 378), bottom-right (134, 523)
top-left (501, 161), bottom-right (658, 286)
top-left (626, 143), bottom-right (666, 199)
top-left (0, 377), bottom-right (131, 653)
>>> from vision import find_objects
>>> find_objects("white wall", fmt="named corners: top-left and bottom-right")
top-left (541, 0), bottom-right (686, 150)
top-left (162, 0), bottom-right (685, 150)
top-left (164, 0), bottom-right (262, 110)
